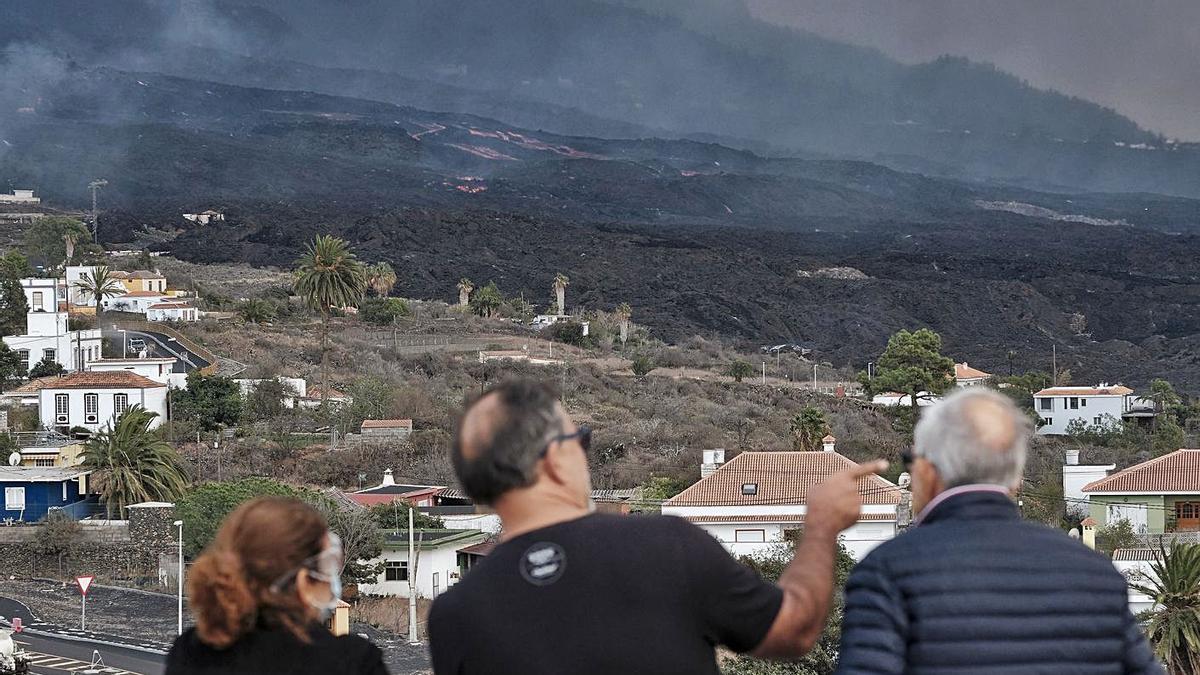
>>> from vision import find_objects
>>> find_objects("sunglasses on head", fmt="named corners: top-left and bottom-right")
top-left (901, 448), bottom-right (915, 469)
top-left (539, 425), bottom-right (592, 458)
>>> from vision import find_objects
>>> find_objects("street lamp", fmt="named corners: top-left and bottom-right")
top-left (174, 519), bottom-right (184, 635)
top-left (118, 329), bottom-right (127, 358)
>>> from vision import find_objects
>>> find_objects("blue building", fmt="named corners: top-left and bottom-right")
top-left (0, 466), bottom-right (91, 522)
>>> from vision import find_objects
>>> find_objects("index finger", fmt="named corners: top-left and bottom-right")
top-left (847, 459), bottom-right (889, 478)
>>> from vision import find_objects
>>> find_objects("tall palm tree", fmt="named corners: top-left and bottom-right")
top-left (365, 262), bottom-right (397, 297)
top-left (615, 302), bottom-right (632, 347)
top-left (790, 407), bottom-right (829, 451)
top-left (294, 235), bottom-right (366, 404)
top-left (553, 273), bottom-right (569, 316)
top-left (457, 278), bottom-right (474, 307)
top-left (62, 233), bottom-right (78, 265)
top-left (80, 406), bottom-right (189, 518)
top-left (1134, 542), bottom-right (1200, 674)
top-left (75, 265), bottom-right (125, 331)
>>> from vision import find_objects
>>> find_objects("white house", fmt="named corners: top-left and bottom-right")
top-left (87, 357), bottom-right (178, 385)
top-left (1111, 548), bottom-right (1159, 615)
top-left (871, 391), bottom-right (940, 408)
top-left (2, 278), bottom-right (103, 373)
top-left (35, 371), bottom-right (168, 432)
top-left (146, 301), bottom-right (198, 322)
top-left (103, 290), bottom-right (170, 314)
top-left (954, 362), bottom-right (991, 387)
top-left (0, 189), bottom-right (39, 204)
top-left (182, 210), bottom-right (225, 225)
top-left (358, 529), bottom-right (487, 599)
top-left (662, 439), bottom-right (904, 561)
top-left (1034, 384), bottom-right (1136, 435)
top-left (1061, 448), bottom-right (1114, 509)
top-left (235, 377), bottom-right (307, 407)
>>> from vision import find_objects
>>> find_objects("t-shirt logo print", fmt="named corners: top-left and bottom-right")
top-left (519, 542), bottom-right (567, 586)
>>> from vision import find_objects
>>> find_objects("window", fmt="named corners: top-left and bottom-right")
top-left (734, 529), bottom-right (766, 543)
top-left (62, 482), bottom-right (68, 501)
top-left (741, 483), bottom-right (758, 496)
top-left (1038, 398), bottom-right (1052, 411)
top-left (432, 572), bottom-right (440, 598)
top-left (1044, 417), bottom-right (1053, 426)
top-left (55, 393), bottom-right (69, 424)
top-left (114, 393), bottom-right (129, 416)
top-left (1080, 399), bottom-right (1087, 407)
top-left (384, 561), bottom-right (408, 582)
top-left (35, 459), bottom-right (54, 467)
top-left (31, 291), bottom-right (43, 311)
top-left (1069, 397), bottom-right (1079, 410)
top-left (84, 393), bottom-right (99, 424)
top-left (4, 487), bottom-right (25, 510)
top-left (18, 350), bottom-right (29, 372)
top-left (1093, 416), bottom-right (1102, 425)
top-left (43, 349), bottom-right (56, 363)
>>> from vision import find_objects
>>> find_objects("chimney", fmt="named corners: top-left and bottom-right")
top-left (701, 449), bottom-right (726, 478)
top-left (822, 435), bottom-right (836, 453)
top-left (897, 472), bottom-right (911, 489)
top-left (381, 469), bottom-right (396, 487)
top-left (1080, 517), bottom-right (1097, 550)
top-left (1065, 449), bottom-right (1080, 466)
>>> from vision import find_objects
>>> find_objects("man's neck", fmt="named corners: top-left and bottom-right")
top-left (494, 489), bottom-right (591, 541)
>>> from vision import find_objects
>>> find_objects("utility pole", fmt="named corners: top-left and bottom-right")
top-left (761, 361), bottom-right (766, 385)
top-left (1052, 344), bottom-right (1057, 386)
top-left (407, 506), bottom-right (418, 644)
top-left (812, 364), bottom-right (818, 391)
top-left (87, 179), bottom-right (108, 240)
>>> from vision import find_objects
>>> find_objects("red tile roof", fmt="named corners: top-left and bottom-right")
top-left (361, 419), bottom-right (413, 429)
top-left (679, 513), bottom-right (896, 523)
top-left (1082, 449), bottom-right (1200, 493)
top-left (147, 302), bottom-right (192, 310)
top-left (458, 541), bottom-right (496, 556)
top-left (36, 371), bottom-right (165, 390)
top-left (955, 362), bottom-right (991, 379)
top-left (120, 290), bottom-right (166, 298)
top-left (305, 386), bottom-right (348, 399)
top-left (1035, 385), bottom-right (1134, 397)
top-left (665, 451), bottom-right (901, 507)
top-left (3, 376), bottom-right (60, 395)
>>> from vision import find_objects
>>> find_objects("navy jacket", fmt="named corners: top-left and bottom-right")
top-left (837, 489), bottom-right (1163, 674)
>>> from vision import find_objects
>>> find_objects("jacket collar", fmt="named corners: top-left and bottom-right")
top-left (915, 484), bottom-right (1019, 526)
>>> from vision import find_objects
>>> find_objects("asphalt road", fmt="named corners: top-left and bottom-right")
top-left (103, 329), bottom-right (210, 373)
top-left (13, 631), bottom-right (166, 675)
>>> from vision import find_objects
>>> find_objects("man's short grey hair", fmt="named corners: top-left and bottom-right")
top-left (913, 387), bottom-right (1031, 489)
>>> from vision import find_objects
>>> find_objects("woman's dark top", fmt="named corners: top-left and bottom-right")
top-left (166, 623), bottom-right (389, 675)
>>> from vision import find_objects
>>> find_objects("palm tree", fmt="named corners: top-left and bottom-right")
top-left (75, 265), bottom-right (125, 330)
top-left (365, 262), bottom-right (397, 297)
top-left (470, 281), bottom-right (503, 318)
top-left (457, 278), bottom-right (474, 307)
top-left (80, 406), bottom-right (189, 518)
top-left (238, 298), bottom-right (276, 324)
top-left (1133, 542), bottom-right (1200, 673)
top-left (294, 235), bottom-right (366, 404)
top-left (790, 407), bottom-right (828, 451)
top-left (553, 273), bottom-right (569, 316)
top-left (615, 302), bottom-right (632, 347)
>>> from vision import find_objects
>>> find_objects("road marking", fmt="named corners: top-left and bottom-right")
top-left (16, 647), bottom-right (143, 674)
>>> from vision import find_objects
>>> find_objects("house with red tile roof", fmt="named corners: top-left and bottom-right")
top-left (661, 438), bottom-right (904, 560)
top-left (953, 362), bottom-right (991, 387)
top-left (31, 371), bottom-right (168, 432)
top-left (1082, 449), bottom-right (1200, 535)
top-left (1033, 383), bottom-right (1153, 435)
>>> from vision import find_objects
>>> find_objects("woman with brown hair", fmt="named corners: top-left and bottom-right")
top-left (166, 497), bottom-right (389, 675)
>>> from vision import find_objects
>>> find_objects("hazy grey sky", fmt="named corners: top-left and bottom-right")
top-left (746, 0), bottom-right (1200, 140)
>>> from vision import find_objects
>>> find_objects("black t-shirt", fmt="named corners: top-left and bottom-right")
top-left (166, 624), bottom-right (389, 675)
top-left (428, 513), bottom-right (783, 675)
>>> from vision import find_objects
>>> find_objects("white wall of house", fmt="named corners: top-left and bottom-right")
top-left (37, 386), bottom-right (168, 431)
top-left (438, 513), bottom-right (502, 535)
top-left (146, 305), bottom-right (198, 322)
top-left (679, 518), bottom-right (897, 561)
top-left (1063, 464), bottom-right (1114, 507)
top-left (359, 545), bottom-right (472, 599)
top-left (1035, 394), bottom-right (1129, 435)
top-left (104, 294), bottom-right (169, 313)
top-left (235, 378), bottom-right (307, 407)
top-left (5, 331), bottom-right (103, 372)
top-left (87, 358), bottom-right (177, 384)
top-left (1112, 559), bottom-right (1157, 615)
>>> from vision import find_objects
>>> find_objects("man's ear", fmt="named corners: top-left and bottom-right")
top-left (539, 442), bottom-right (571, 486)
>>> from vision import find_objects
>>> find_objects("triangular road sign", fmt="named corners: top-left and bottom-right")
top-left (75, 575), bottom-right (94, 596)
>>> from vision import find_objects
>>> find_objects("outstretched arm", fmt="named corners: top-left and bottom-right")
top-left (752, 460), bottom-right (888, 659)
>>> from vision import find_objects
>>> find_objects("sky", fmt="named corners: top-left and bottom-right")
top-left (746, 0), bottom-right (1200, 140)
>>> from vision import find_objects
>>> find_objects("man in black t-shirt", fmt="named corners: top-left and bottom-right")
top-left (429, 379), bottom-right (885, 674)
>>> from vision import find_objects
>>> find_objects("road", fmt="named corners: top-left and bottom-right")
top-left (13, 631), bottom-right (165, 675)
top-left (103, 329), bottom-right (210, 373)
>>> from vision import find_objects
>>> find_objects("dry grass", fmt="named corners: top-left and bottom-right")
top-left (351, 594), bottom-right (433, 635)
